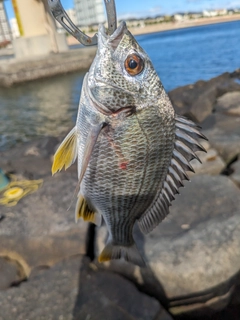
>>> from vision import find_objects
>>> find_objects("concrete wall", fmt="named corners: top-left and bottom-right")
top-left (13, 33), bottom-right (68, 59)
top-left (13, 0), bottom-right (49, 37)
top-left (12, 0), bottom-right (69, 58)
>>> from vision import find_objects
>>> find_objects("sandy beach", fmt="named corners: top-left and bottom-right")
top-left (67, 14), bottom-right (240, 46)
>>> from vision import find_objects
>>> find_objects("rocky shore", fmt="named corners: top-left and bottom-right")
top-left (0, 70), bottom-right (240, 319)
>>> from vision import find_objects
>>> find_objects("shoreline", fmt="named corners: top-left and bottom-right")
top-left (67, 14), bottom-right (240, 45)
top-left (0, 14), bottom-right (239, 88)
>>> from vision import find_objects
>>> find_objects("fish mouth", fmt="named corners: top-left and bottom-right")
top-left (98, 21), bottom-right (127, 50)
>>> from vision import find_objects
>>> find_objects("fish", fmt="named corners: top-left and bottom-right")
top-left (52, 21), bottom-right (207, 267)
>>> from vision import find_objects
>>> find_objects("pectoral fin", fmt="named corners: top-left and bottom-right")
top-left (52, 127), bottom-right (78, 175)
top-left (75, 195), bottom-right (101, 226)
top-left (67, 122), bottom-right (106, 211)
top-left (78, 122), bottom-right (106, 186)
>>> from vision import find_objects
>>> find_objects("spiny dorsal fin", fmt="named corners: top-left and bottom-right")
top-left (75, 194), bottom-right (102, 226)
top-left (52, 127), bottom-right (77, 175)
top-left (138, 114), bottom-right (207, 234)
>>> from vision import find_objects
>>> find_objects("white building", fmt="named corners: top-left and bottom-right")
top-left (216, 9), bottom-right (228, 15)
top-left (0, 2), bottom-right (12, 43)
top-left (203, 10), bottom-right (218, 17)
top-left (174, 14), bottom-right (184, 22)
top-left (10, 18), bottom-right (20, 38)
top-left (74, 0), bottom-right (105, 27)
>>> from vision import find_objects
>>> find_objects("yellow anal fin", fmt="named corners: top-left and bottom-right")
top-left (75, 195), bottom-right (101, 226)
top-left (98, 246), bottom-right (112, 263)
top-left (52, 127), bottom-right (78, 175)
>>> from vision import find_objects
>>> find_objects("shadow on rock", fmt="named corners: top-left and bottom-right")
top-left (93, 175), bottom-right (240, 319)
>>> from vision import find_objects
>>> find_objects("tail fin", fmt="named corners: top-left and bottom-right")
top-left (98, 240), bottom-right (145, 267)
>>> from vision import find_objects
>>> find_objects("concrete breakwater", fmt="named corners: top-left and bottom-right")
top-left (0, 46), bottom-right (96, 87)
top-left (0, 71), bottom-right (240, 319)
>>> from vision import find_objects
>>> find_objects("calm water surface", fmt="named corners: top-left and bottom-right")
top-left (0, 20), bottom-right (239, 151)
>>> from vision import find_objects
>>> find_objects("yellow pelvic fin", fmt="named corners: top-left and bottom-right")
top-left (75, 195), bottom-right (101, 226)
top-left (52, 127), bottom-right (77, 175)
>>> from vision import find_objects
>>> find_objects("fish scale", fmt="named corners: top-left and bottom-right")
top-left (79, 102), bottom-right (175, 246)
top-left (52, 21), bottom-right (207, 266)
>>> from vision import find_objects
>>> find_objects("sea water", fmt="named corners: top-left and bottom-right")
top-left (0, 20), bottom-right (239, 151)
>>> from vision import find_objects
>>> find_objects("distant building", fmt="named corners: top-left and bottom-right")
top-left (191, 13), bottom-right (202, 19)
top-left (125, 19), bottom-right (145, 28)
top-left (203, 10), bottom-right (218, 17)
top-left (10, 18), bottom-right (20, 38)
top-left (74, 0), bottom-right (105, 27)
top-left (174, 14), bottom-right (184, 22)
top-left (0, 2), bottom-right (12, 43)
top-left (216, 9), bottom-right (228, 15)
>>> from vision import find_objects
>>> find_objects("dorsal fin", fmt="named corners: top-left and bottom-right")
top-left (138, 114), bottom-right (207, 234)
top-left (52, 127), bottom-right (77, 175)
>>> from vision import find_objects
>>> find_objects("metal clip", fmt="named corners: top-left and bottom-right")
top-left (48, 0), bottom-right (97, 46)
top-left (104, 0), bottom-right (117, 35)
top-left (48, 0), bottom-right (117, 46)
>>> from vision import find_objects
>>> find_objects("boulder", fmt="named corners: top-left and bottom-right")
top-left (0, 164), bottom-right (88, 278)
top-left (215, 91), bottom-right (240, 116)
top-left (202, 112), bottom-right (240, 164)
top-left (169, 72), bottom-right (240, 123)
top-left (0, 255), bottom-right (172, 320)
top-left (0, 136), bottom-right (63, 179)
top-left (190, 141), bottom-right (225, 176)
top-left (95, 175), bottom-right (240, 317)
top-left (210, 281), bottom-right (240, 320)
top-left (230, 160), bottom-right (240, 188)
top-left (0, 257), bottom-right (25, 290)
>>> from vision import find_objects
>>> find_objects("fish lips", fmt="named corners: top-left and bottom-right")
top-left (98, 21), bottom-right (128, 51)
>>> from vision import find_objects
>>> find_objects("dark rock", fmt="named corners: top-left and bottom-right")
top-left (0, 167), bottom-right (88, 277)
top-left (215, 92), bottom-right (240, 116)
top-left (209, 280), bottom-right (240, 320)
top-left (230, 68), bottom-right (240, 78)
top-left (95, 175), bottom-right (240, 317)
top-left (169, 72), bottom-right (240, 123)
top-left (190, 141), bottom-right (225, 176)
top-left (0, 255), bottom-right (171, 320)
top-left (202, 112), bottom-right (240, 163)
top-left (230, 160), bottom-right (240, 187)
top-left (0, 136), bottom-right (63, 179)
top-left (0, 257), bottom-right (25, 290)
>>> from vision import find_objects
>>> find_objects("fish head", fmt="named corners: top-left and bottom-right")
top-left (87, 21), bottom-right (164, 113)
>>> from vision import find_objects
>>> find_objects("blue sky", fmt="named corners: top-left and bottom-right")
top-left (4, 0), bottom-right (240, 20)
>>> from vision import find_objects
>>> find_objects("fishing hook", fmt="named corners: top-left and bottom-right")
top-left (104, 0), bottom-right (117, 35)
top-left (47, 0), bottom-right (117, 46)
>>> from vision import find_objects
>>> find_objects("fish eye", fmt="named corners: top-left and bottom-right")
top-left (124, 54), bottom-right (144, 76)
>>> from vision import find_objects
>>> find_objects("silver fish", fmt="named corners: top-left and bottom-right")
top-left (52, 21), bottom-right (207, 266)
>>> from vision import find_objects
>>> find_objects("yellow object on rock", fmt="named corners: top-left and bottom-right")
top-left (0, 177), bottom-right (43, 207)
